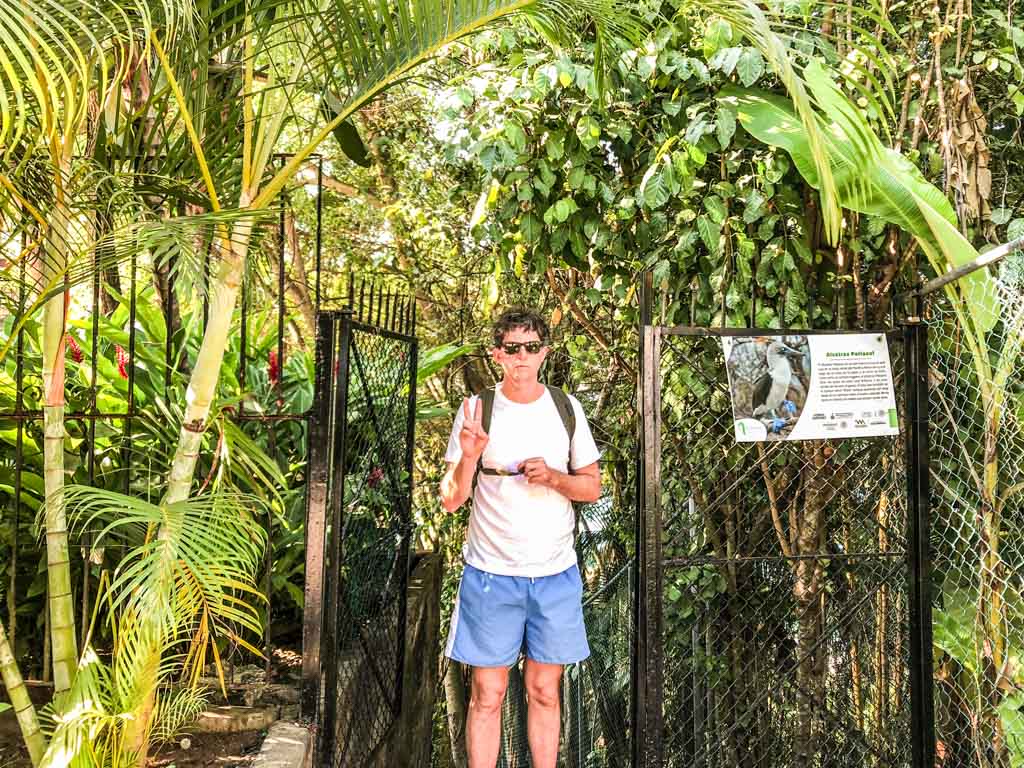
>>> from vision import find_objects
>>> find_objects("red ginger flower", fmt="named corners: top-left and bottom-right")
top-left (268, 349), bottom-right (281, 385)
top-left (116, 345), bottom-right (129, 379)
top-left (65, 334), bottom-right (83, 363)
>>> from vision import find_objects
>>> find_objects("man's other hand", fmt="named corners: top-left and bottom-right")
top-left (518, 457), bottom-right (553, 486)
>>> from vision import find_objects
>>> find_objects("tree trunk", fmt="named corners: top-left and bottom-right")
top-left (444, 662), bottom-right (469, 768)
top-left (0, 618), bottom-right (45, 766)
top-left (126, 215), bottom-right (255, 766)
top-left (40, 202), bottom-right (77, 695)
top-left (979, 421), bottom-right (1009, 767)
top-left (873, 491), bottom-right (890, 767)
top-left (285, 212), bottom-right (316, 345)
top-left (165, 217), bottom-right (254, 503)
top-left (793, 442), bottom-right (829, 766)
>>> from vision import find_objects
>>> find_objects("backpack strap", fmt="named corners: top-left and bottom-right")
top-left (544, 385), bottom-right (576, 472)
top-left (545, 385), bottom-right (584, 543)
top-left (473, 386), bottom-right (497, 488)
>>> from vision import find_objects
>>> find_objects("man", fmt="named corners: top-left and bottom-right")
top-left (439, 306), bottom-right (601, 768)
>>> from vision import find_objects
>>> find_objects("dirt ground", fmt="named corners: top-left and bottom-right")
top-left (0, 721), bottom-right (266, 768)
top-left (0, 648), bottom-right (301, 766)
top-left (147, 730), bottom-right (266, 767)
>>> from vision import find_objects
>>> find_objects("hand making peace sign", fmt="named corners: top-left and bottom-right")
top-left (459, 398), bottom-right (490, 460)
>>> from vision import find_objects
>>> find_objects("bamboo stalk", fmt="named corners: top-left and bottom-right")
top-left (0, 618), bottom-right (45, 766)
top-left (40, 206), bottom-right (77, 694)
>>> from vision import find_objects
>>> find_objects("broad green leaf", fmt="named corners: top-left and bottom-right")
top-left (704, 195), bottom-right (728, 224)
top-left (576, 116), bottom-right (601, 149)
top-left (720, 74), bottom-right (997, 332)
top-left (417, 343), bottom-right (476, 384)
top-left (505, 122), bottom-right (527, 152)
top-left (991, 207), bottom-right (1013, 225)
top-left (709, 47), bottom-right (742, 76)
top-left (545, 131), bottom-right (565, 160)
top-left (520, 212), bottom-right (543, 242)
top-left (737, 48), bottom-right (765, 86)
top-left (469, 179), bottom-right (500, 231)
top-left (704, 18), bottom-right (734, 58)
top-left (553, 197), bottom-right (579, 222)
top-left (742, 189), bottom-right (766, 223)
top-left (716, 108), bottom-right (737, 149)
top-left (324, 113), bottom-right (371, 168)
top-left (698, 215), bottom-right (722, 256)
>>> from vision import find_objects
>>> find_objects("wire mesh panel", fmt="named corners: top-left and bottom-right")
top-left (303, 306), bottom-right (418, 768)
top-left (926, 259), bottom-right (1024, 768)
top-left (641, 327), bottom-right (919, 768)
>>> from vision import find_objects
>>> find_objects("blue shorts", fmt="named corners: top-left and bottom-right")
top-left (444, 563), bottom-right (590, 667)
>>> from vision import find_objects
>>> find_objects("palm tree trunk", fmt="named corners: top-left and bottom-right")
top-left (125, 219), bottom-right (254, 766)
top-left (165, 219), bottom-right (254, 504)
top-left (40, 210), bottom-right (77, 694)
top-left (0, 617), bottom-right (46, 767)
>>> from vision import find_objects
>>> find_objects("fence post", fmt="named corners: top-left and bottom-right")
top-left (302, 313), bottom-right (337, 726)
top-left (634, 269), bottom-right (663, 768)
top-left (320, 310), bottom-right (354, 764)
top-left (904, 314), bottom-right (936, 768)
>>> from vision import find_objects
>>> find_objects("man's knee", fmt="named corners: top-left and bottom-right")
top-left (470, 669), bottom-right (508, 715)
top-left (525, 677), bottom-right (560, 710)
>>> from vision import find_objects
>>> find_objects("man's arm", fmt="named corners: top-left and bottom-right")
top-left (519, 459), bottom-right (601, 503)
top-left (439, 457), bottom-right (477, 513)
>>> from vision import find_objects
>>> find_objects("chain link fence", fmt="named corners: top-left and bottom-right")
top-left (926, 255), bottom-right (1024, 767)
top-left (639, 328), bottom-right (916, 768)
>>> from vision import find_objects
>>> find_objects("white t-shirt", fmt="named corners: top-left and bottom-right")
top-left (444, 383), bottom-right (601, 577)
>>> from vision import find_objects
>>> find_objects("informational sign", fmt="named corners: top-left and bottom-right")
top-left (722, 333), bottom-right (899, 442)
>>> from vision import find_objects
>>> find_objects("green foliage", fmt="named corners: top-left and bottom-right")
top-left (722, 66), bottom-right (998, 332)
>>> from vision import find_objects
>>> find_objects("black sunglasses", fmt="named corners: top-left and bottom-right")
top-left (499, 341), bottom-right (544, 355)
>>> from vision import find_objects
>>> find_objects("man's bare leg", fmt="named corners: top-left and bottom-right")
top-left (467, 665), bottom-right (509, 768)
top-left (524, 659), bottom-right (563, 768)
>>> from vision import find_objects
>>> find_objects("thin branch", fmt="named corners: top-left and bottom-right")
top-left (759, 444), bottom-right (793, 559)
top-left (544, 268), bottom-right (635, 378)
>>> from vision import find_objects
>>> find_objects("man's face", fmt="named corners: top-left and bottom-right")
top-left (491, 326), bottom-right (548, 386)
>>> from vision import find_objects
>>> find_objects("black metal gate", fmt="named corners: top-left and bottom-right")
top-left (300, 296), bottom-right (418, 767)
top-left (634, 322), bottom-right (934, 768)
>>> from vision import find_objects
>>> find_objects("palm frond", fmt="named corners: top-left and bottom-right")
top-left (0, 199), bottom-right (275, 366)
top-left (0, 0), bottom-right (193, 159)
top-left (249, 0), bottom-right (648, 207)
top-left (721, 69), bottom-right (998, 335)
top-left (62, 486), bottom-right (267, 687)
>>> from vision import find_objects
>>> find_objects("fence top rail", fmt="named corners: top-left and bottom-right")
top-left (653, 325), bottom-right (903, 338)
top-left (895, 235), bottom-right (1024, 303)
